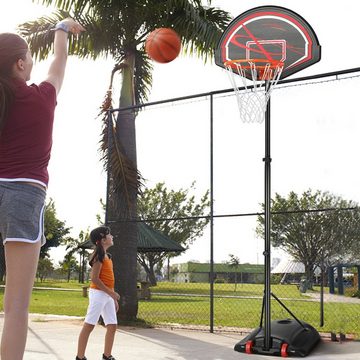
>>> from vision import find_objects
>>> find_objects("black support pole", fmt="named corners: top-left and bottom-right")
top-left (329, 267), bottom-right (335, 294)
top-left (264, 89), bottom-right (272, 351)
top-left (320, 267), bottom-right (325, 327)
top-left (210, 94), bottom-right (214, 333)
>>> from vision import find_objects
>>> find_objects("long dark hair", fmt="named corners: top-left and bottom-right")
top-left (0, 33), bottom-right (28, 132)
top-left (88, 226), bottom-right (111, 267)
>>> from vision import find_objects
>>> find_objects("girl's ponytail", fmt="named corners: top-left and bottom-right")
top-left (88, 226), bottom-right (111, 267)
top-left (0, 33), bottom-right (29, 133)
top-left (0, 77), bottom-right (14, 132)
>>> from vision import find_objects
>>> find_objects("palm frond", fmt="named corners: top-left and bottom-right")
top-left (35, 0), bottom-right (94, 12)
top-left (171, 4), bottom-right (231, 60)
top-left (133, 0), bottom-right (231, 62)
top-left (98, 68), bottom-right (144, 219)
top-left (18, 10), bottom-right (69, 61)
top-left (18, 10), bottom-right (125, 61)
top-left (100, 111), bottom-right (143, 219)
top-left (133, 51), bottom-right (153, 105)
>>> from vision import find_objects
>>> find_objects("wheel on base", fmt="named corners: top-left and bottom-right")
top-left (281, 343), bottom-right (288, 357)
top-left (245, 340), bottom-right (254, 354)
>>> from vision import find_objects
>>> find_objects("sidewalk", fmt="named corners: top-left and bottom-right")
top-left (0, 314), bottom-right (359, 360)
top-left (303, 292), bottom-right (360, 304)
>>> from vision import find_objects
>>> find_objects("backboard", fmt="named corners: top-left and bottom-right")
top-left (215, 6), bottom-right (321, 80)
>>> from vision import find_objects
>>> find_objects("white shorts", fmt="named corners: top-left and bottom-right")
top-left (84, 288), bottom-right (117, 326)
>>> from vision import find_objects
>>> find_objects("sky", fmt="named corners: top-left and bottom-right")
top-left (1, 0), bottom-right (360, 267)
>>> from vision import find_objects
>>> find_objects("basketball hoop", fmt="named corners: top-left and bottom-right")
top-left (224, 59), bottom-right (284, 123)
top-left (216, 7), bottom-right (322, 356)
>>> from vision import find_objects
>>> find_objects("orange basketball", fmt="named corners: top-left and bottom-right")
top-left (145, 28), bottom-right (181, 63)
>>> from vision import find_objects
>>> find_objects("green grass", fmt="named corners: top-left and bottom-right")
top-left (0, 280), bottom-right (88, 316)
top-left (29, 289), bottom-right (88, 316)
top-left (153, 281), bottom-right (304, 298)
top-left (0, 281), bottom-right (358, 337)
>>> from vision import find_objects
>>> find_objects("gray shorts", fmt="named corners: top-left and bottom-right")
top-left (0, 182), bottom-right (46, 246)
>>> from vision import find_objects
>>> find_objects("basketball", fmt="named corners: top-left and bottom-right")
top-left (145, 28), bottom-right (181, 63)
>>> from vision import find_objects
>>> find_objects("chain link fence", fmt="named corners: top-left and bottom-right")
top-left (132, 69), bottom-right (360, 338)
top-left (135, 261), bottom-right (360, 338)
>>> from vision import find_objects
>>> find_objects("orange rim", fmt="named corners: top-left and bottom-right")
top-left (224, 59), bottom-right (284, 69)
top-left (224, 59), bottom-right (284, 81)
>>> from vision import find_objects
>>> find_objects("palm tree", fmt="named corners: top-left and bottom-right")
top-left (228, 254), bottom-right (241, 291)
top-left (63, 230), bottom-right (90, 283)
top-left (19, 0), bottom-right (231, 321)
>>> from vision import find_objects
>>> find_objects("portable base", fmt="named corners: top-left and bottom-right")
top-left (234, 319), bottom-right (320, 357)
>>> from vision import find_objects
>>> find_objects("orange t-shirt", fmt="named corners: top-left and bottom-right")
top-left (90, 256), bottom-right (115, 290)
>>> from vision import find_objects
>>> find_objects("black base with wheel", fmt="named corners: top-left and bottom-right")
top-left (234, 319), bottom-right (320, 357)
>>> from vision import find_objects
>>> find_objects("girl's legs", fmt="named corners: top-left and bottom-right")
top-left (104, 324), bottom-right (117, 357)
top-left (77, 322), bottom-right (95, 358)
top-left (0, 241), bottom-right (41, 360)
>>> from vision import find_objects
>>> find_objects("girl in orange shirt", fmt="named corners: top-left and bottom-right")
top-left (76, 226), bottom-right (120, 360)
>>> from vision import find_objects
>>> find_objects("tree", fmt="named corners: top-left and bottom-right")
top-left (63, 230), bottom-right (91, 283)
top-left (257, 189), bottom-right (360, 286)
top-left (137, 182), bottom-right (210, 286)
top-left (20, 0), bottom-right (231, 320)
top-left (37, 257), bottom-right (55, 282)
top-left (228, 254), bottom-right (240, 291)
top-left (349, 239), bottom-right (360, 264)
top-left (59, 253), bottom-right (79, 282)
top-left (42, 198), bottom-right (71, 258)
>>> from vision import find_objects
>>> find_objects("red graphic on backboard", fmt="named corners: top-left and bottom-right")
top-left (215, 6), bottom-right (321, 80)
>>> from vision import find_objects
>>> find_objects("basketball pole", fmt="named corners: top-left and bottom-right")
top-left (217, 6), bottom-right (322, 355)
top-left (263, 82), bottom-right (272, 350)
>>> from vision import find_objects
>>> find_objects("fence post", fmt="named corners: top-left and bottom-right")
top-left (337, 266), bottom-right (344, 295)
top-left (329, 267), bottom-right (335, 294)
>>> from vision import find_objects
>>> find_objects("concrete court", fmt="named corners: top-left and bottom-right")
top-left (0, 314), bottom-right (359, 360)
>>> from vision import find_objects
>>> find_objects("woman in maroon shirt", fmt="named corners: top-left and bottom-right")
top-left (0, 18), bottom-right (84, 359)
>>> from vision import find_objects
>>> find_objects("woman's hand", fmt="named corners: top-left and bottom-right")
top-left (57, 18), bottom-right (85, 35)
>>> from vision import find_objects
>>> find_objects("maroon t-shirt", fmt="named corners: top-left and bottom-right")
top-left (0, 79), bottom-right (57, 186)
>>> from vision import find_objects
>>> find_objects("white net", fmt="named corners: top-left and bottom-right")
top-left (224, 60), bottom-right (283, 123)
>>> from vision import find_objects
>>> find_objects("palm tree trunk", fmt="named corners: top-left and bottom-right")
top-left (110, 220), bottom-right (138, 320)
top-left (109, 52), bottom-right (138, 321)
